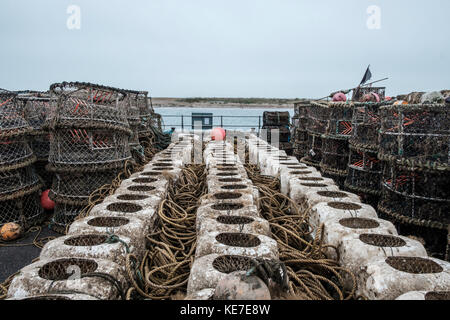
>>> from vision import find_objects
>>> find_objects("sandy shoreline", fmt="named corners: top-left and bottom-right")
top-left (151, 97), bottom-right (297, 109)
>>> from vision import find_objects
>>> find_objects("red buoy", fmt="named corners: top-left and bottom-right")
top-left (211, 127), bottom-right (226, 141)
top-left (41, 189), bottom-right (55, 210)
top-left (332, 92), bottom-right (347, 102)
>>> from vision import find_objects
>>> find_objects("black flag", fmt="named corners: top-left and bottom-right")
top-left (360, 65), bottom-right (372, 85)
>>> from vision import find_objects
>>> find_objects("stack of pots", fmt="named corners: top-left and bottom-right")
top-left (261, 111), bottom-right (292, 155)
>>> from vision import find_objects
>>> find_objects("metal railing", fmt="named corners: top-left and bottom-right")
top-left (160, 115), bottom-right (263, 132)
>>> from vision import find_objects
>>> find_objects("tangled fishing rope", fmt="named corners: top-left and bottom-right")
top-left (125, 164), bottom-right (207, 300)
top-left (244, 163), bottom-right (357, 300)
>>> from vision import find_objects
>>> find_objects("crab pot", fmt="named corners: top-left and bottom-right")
top-left (378, 164), bottom-right (449, 259)
top-left (349, 102), bottom-right (385, 151)
top-left (320, 136), bottom-right (349, 186)
top-left (48, 84), bottom-right (129, 129)
top-left (187, 254), bottom-right (256, 294)
top-left (7, 257), bottom-right (127, 300)
top-left (262, 111), bottom-right (290, 126)
top-left (345, 147), bottom-right (382, 196)
top-left (0, 137), bottom-right (34, 170)
top-left (50, 203), bottom-right (84, 233)
top-left (379, 103), bottom-right (449, 169)
top-left (195, 232), bottom-right (278, 259)
top-left (301, 132), bottom-right (322, 168)
top-left (326, 102), bottom-right (353, 139)
top-left (48, 129), bottom-right (131, 169)
top-left (352, 86), bottom-right (386, 102)
top-left (261, 126), bottom-right (291, 143)
top-left (359, 256), bottom-right (450, 300)
top-left (0, 190), bottom-right (44, 228)
top-left (49, 168), bottom-right (122, 205)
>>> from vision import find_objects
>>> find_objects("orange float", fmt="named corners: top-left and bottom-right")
top-left (41, 189), bottom-right (55, 210)
top-left (211, 127), bottom-right (226, 141)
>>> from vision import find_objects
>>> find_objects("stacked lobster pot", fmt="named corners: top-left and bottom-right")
top-left (46, 82), bottom-right (132, 233)
top-left (291, 101), bottom-right (309, 161)
top-left (344, 102), bottom-right (387, 207)
top-left (7, 138), bottom-right (196, 300)
top-left (377, 102), bottom-right (450, 261)
top-left (261, 111), bottom-right (292, 155)
top-left (0, 91), bottom-right (44, 229)
top-left (186, 140), bottom-right (281, 299)
top-left (301, 101), bottom-right (326, 168)
top-left (18, 91), bottom-right (54, 189)
top-left (319, 102), bottom-right (353, 188)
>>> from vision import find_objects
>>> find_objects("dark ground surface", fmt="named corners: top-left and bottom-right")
top-left (0, 220), bottom-right (60, 282)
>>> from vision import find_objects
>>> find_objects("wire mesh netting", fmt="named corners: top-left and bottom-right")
top-left (0, 91), bottom-right (45, 229)
top-left (301, 132), bottom-right (322, 167)
top-left (48, 129), bottom-right (131, 169)
top-left (379, 103), bottom-right (449, 170)
top-left (320, 136), bottom-right (349, 178)
top-left (0, 190), bottom-right (44, 228)
top-left (345, 147), bottom-right (382, 196)
top-left (46, 82), bottom-right (134, 232)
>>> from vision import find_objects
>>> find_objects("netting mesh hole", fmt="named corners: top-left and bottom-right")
top-left (127, 185), bottom-right (156, 192)
top-left (39, 258), bottom-right (98, 281)
top-left (327, 202), bottom-right (362, 210)
top-left (317, 191), bottom-right (348, 198)
top-left (212, 255), bottom-right (254, 274)
top-left (117, 194), bottom-right (148, 201)
top-left (339, 217), bottom-right (380, 229)
top-left (214, 192), bottom-right (242, 200)
top-left (107, 202), bottom-right (142, 213)
top-left (64, 234), bottom-right (108, 247)
top-left (217, 216), bottom-right (254, 225)
top-left (211, 203), bottom-right (244, 211)
top-left (359, 234), bottom-right (406, 247)
top-left (385, 257), bottom-right (443, 274)
top-left (218, 178), bottom-right (242, 183)
top-left (216, 233), bottom-right (261, 247)
top-left (87, 217), bottom-right (129, 227)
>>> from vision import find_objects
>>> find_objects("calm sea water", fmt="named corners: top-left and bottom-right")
top-left (154, 107), bottom-right (294, 131)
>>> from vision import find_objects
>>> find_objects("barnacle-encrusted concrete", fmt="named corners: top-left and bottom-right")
top-left (197, 215), bottom-right (271, 238)
top-left (196, 203), bottom-right (260, 229)
top-left (395, 290), bottom-right (450, 300)
top-left (309, 201), bottom-right (378, 230)
top-left (320, 216), bottom-right (398, 260)
top-left (195, 232), bottom-right (278, 259)
top-left (358, 256), bottom-right (450, 300)
top-left (339, 234), bottom-right (428, 290)
top-left (89, 200), bottom-right (158, 229)
top-left (7, 257), bottom-right (127, 300)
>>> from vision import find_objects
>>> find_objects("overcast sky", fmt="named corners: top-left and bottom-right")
top-left (1, 0), bottom-right (449, 98)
